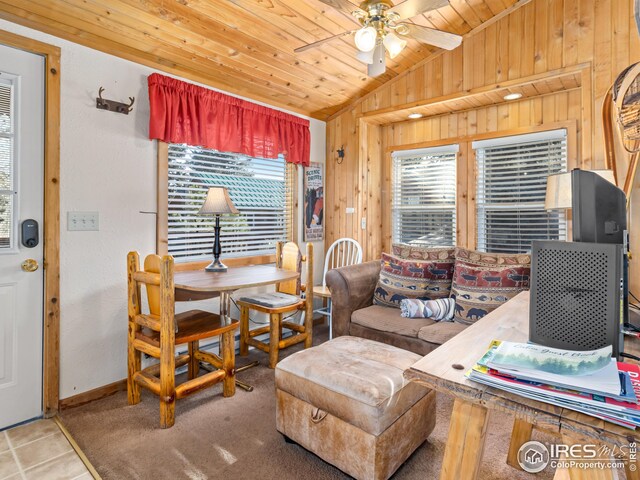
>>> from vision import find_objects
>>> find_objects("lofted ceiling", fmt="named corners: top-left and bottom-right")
top-left (0, 0), bottom-right (519, 119)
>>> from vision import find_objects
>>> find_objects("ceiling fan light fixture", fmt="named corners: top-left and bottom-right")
top-left (383, 31), bottom-right (407, 59)
top-left (408, 112), bottom-right (423, 119)
top-left (355, 26), bottom-right (378, 52)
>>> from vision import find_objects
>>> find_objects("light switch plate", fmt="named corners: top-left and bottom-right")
top-left (68, 211), bottom-right (99, 231)
top-left (346, 207), bottom-right (355, 214)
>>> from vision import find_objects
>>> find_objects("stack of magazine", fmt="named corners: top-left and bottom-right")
top-left (467, 341), bottom-right (640, 429)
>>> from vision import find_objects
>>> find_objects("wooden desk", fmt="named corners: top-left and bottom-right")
top-left (404, 291), bottom-right (640, 480)
top-left (175, 265), bottom-right (300, 391)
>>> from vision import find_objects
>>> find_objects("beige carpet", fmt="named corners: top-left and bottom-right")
top-left (61, 325), bottom-right (557, 479)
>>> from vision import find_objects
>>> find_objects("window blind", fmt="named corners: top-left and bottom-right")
top-left (473, 129), bottom-right (568, 254)
top-left (391, 145), bottom-right (457, 247)
top-left (167, 144), bottom-right (293, 262)
top-left (0, 79), bottom-right (14, 249)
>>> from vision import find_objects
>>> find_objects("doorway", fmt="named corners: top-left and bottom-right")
top-left (0, 29), bottom-right (61, 423)
top-left (0, 43), bottom-right (45, 429)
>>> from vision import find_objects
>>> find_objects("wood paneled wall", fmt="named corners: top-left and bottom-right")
top-left (326, 0), bottom-right (640, 287)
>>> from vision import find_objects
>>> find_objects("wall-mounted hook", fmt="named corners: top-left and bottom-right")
top-left (336, 146), bottom-right (345, 165)
top-left (96, 87), bottom-right (135, 115)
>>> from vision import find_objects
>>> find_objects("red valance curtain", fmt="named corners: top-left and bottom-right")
top-left (148, 73), bottom-right (311, 166)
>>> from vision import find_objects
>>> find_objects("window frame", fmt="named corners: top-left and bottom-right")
top-left (473, 128), bottom-right (570, 254)
top-left (0, 73), bottom-right (19, 254)
top-left (383, 122), bottom-right (578, 252)
top-left (157, 141), bottom-right (298, 269)
top-left (390, 144), bottom-right (458, 248)
top-left (470, 123), bottom-right (577, 251)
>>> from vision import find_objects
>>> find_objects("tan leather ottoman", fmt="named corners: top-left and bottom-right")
top-left (275, 336), bottom-right (436, 480)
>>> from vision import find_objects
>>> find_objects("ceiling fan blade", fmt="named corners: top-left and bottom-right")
top-left (368, 43), bottom-right (386, 77)
top-left (294, 30), bottom-right (356, 53)
top-left (316, 0), bottom-right (364, 18)
top-left (399, 23), bottom-right (462, 50)
top-left (388, 0), bottom-right (450, 20)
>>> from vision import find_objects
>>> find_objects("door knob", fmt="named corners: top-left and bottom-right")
top-left (21, 259), bottom-right (39, 272)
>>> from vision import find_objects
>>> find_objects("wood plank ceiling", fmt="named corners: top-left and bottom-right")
top-left (0, 0), bottom-right (519, 119)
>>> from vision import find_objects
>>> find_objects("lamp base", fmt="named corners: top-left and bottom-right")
top-left (205, 259), bottom-right (228, 272)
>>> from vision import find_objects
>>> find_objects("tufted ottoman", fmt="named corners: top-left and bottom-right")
top-left (275, 336), bottom-right (436, 480)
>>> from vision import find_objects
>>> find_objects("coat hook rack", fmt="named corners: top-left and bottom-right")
top-left (96, 87), bottom-right (135, 115)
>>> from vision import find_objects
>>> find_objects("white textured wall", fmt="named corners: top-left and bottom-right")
top-left (0, 19), bottom-right (326, 399)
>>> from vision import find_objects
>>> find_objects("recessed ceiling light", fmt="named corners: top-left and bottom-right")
top-left (408, 113), bottom-right (423, 119)
top-left (504, 92), bottom-right (523, 101)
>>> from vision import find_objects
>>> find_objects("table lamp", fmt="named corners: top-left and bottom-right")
top-left (545, 169), bottom-right (616, 210)
top-left (198, 186), bottom-right (239, 272)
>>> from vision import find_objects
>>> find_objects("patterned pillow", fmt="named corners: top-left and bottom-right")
top-left (373, 253), bottom-right (454, 309)
top-left (450, 247), bottom-right (531, 325)
top-left (392, 243), bottom-right (456, 261)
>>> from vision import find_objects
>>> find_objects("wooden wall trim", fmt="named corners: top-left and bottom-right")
top-left (289, 163), bottom-right (299, 245)
top-left (59, 379), bottom-right (126, 410)
top-left (384, 121), bottom-right (579, 155)
top-left (0, 29), bottom-right (61, 416)
top-left (156, 141), bottom-right (169, 255)
top-left (361, 64), bottom-right (589, 125)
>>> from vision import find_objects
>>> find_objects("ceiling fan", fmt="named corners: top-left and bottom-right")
top-left (295, 0), bottom-right (462, 77)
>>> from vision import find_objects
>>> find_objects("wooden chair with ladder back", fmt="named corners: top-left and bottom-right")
top-left (237, 242), bottom-right (313, 368)
top-left (127, 252), bottom-right (239, 428)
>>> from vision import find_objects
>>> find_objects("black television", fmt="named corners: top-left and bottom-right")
top-left (571, 169), bottom-right (627, 244)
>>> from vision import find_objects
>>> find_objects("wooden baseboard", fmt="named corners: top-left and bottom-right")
top-left (59, 379), bottom-right (127, 411)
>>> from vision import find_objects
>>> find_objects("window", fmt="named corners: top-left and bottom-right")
top-left (474, 129), bottom-right (568, 254)
top-left (167, 144), bottom-right (294, 262)
top-left (0, 78), bottom-right (14, 250)
top-left (391, 145), bottom-right (457, 247)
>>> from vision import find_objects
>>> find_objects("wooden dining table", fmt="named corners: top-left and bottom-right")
top-left (174, 265), bottom-right (300, 391)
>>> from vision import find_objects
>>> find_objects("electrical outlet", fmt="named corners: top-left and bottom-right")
top-left (68, 211), bottom-right (99, 231)
top-left (361, 217), bottom-right (367, 230)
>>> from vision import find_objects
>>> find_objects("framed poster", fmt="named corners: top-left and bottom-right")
top-left (303, 162), bottom-right (324, 242)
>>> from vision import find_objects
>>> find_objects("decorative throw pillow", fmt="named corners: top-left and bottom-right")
top-left (373, 253), bottom-right (454, 309)
top-left (450, 247), bottom-right (531, 325)
top-left (400, 298), bottom-right (455, 321)
top-left (392, 243), bottom-right (456, 262)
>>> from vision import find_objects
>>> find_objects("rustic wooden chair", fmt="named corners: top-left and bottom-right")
top-left (237, 242), bottom-right (313, 368)
top-left (127, 252), bottom-right (239, 429)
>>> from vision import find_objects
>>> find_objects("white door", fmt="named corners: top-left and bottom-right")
top-left (0, 44), bottom-right (45, 429)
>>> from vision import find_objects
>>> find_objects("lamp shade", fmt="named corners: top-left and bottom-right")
top-left (383, 32), bottom-right (407, 59)
top-left (355, 26), bottom-right (377, 52)
top-left (544, 170), bottom-right (616, 210)
top-left (198, 186), bottom-right (239, 215)
top-left (356, 48), bottom-right (375, 65)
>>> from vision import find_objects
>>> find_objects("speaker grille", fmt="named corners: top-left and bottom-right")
top-left (533, 247), bottom-right (610, 349)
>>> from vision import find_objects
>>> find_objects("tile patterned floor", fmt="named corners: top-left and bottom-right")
top-left (0, 419), bottom-right (93, 480)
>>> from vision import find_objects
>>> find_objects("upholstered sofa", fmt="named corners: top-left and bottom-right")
top-left (326, 260), bottom-right (467, 356)
top-left (325, 246), bottom-right (532, 356)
